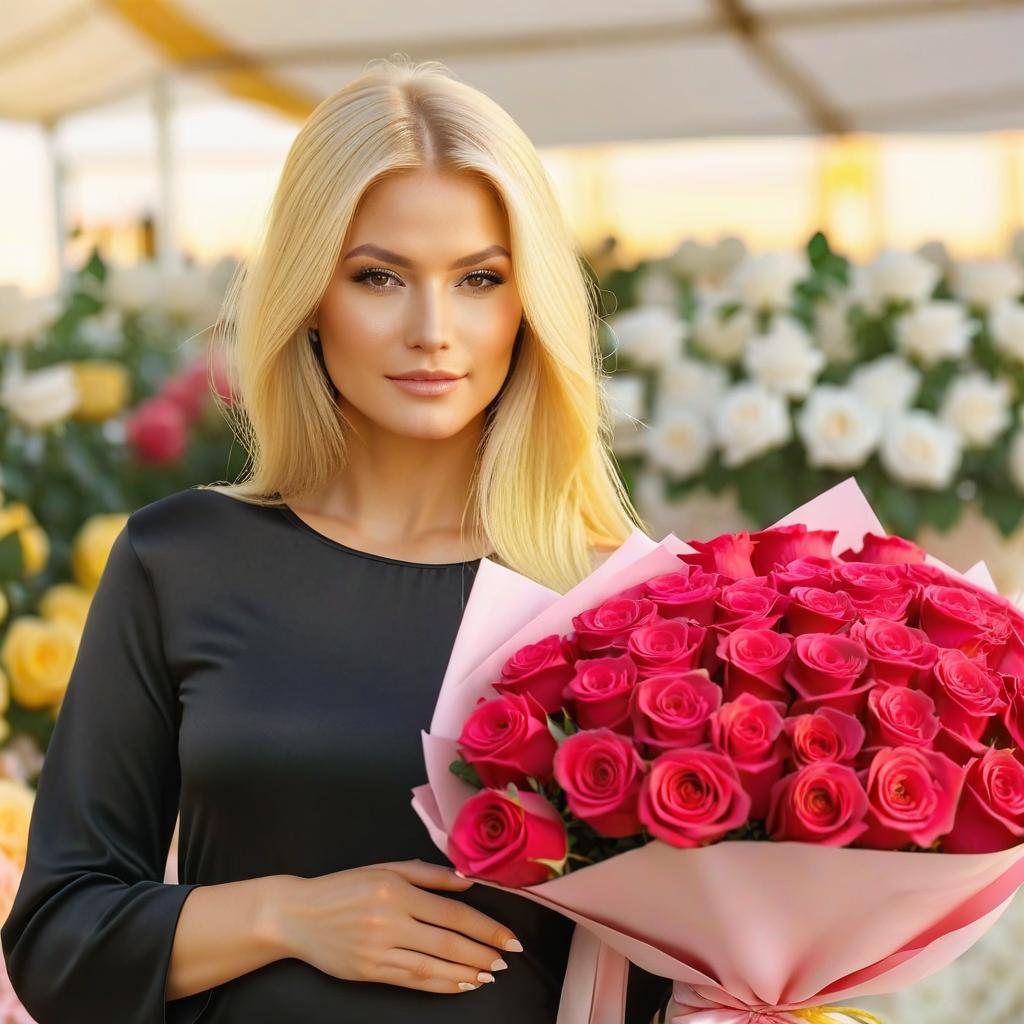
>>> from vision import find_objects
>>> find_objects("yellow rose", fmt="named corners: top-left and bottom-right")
top-left (0, 778), bottom-right (35, 869)
top-left (0, 503), bottom-right (33, 536)
top-left (0, 588), bottom-right (7, 626)
top-left (0, 615), bottom-right (80, 709)
top-left (0, 503), bottom-right (48, 577)
top-left (72, 513), bottom-right (129, 592)
top-left (0, 663), bottom-right (9, 715)
top-left (38, 582), bottom-right (92, 633)
top-left (70, 360), bottom-right (131, 422)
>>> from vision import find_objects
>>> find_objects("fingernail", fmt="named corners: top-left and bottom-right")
top-left (477, 972), bottom-right (495, 984)
top-left (490, 958), bottom-right (508, 972)
top-left (458, 982), bottom-right (477, 992)
top-left (453, 870), bottom-right (467, 878)
top-left (503, 938), bottom-right (524, 953)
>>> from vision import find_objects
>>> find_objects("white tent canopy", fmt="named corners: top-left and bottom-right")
top-left (2, 0), bottom-right (1023, 139)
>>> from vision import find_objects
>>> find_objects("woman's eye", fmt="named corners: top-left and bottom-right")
top-left (351, 268), bottom-right (504, 293)
top-left (463, 271), bottom-right (503, 291)
top-left (352, 268), bottom-right (400, 292)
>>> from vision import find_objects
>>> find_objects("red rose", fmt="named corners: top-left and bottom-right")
top-left (457, 693), bottom-right (558, 788)
top-left (927, 649), bottom-right (1007, 739)
top-left (864, 683), bottom-right (941, 749)
top-left (494, 633), bottom-right (578, 713)
top-left (769, 556), bottom-right (838, 594)
top-left (715, 580), bottom-right (789, 633)
top-left (919, 585), bottom-right (988, 648)
top-left (572, 597), bottom-right (660, 655)
top-left (642, 567), bottom-right (720, 627)
top-left (749, 525), bottom-right (838, 576)
top-left (944, 747), bottom-right (1024, 853)
top-left (564, 654), bottom-right (638, 731)
top-left (679, 532), bottom-right (757, 581)
top-left (833, 561), bottom-right (908, 595)
top-left (840, 534), bottom-right (926, 565)
top-left (626, 618), bottom-right (707, 677)
top-left (784, 586), bottom-right (855, 635)
top-left (933, 725), bottom-right (990, 768)
top-left (630, 669), bottom-right (723, 752)
top-left (857, 746), bottom-right (966, 849)
top-left (848, 618), bottom-right (938, 687)
top-left (639, 748), bottom-right (751, 848)
top-left (716, 628), bottom-right (792, 703)
top-left (553, 729), bottom-right (646, 837)
top-left (126, 395), bottom-right (189, 465)
top-left (710, 693), bottom-right (787, 819)
top-left (784, 708), bottom-right (865, 768)
top-left (767, 761), bottom-right (869, 846)
top-left (448, 788), bottom-right (567, 887)
top-left (848, 587), bottom-right (917, 622)
top-left (785, 634), bottom-right (870, 709)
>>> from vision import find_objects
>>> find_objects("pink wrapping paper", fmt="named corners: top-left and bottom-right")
top-left (412, 478), bottom-right (1024, 1023)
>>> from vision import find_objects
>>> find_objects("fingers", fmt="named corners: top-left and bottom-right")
top-left (402, 919), bottom-right (511, 976)
top-left (409, 887), bottom-right (523, 954)
top-left (381, 859), bottom-right (475, 892)
top-left (377, 948), bottom-right (498, 994)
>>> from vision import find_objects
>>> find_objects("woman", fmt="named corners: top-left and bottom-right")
top-left (1, 57), bottom-right (672, 1023)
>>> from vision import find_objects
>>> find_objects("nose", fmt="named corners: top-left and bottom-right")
top-left (407, 280), bottom-right (450, 352)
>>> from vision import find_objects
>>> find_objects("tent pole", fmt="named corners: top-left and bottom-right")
top-left (43, 118), bottom-right (70, 297)
top-left (151, 72), bottom-right (181, 275)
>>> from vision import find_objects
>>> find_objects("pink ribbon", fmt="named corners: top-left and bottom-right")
top-left (670, 984), bottom-right (807, 1024)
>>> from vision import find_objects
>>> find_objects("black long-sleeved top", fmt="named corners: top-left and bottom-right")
top-left (1, 486), bottom-right (670, 1023)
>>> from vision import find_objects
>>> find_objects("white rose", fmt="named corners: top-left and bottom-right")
top-left (917, 240), bottom-right (953, 276)
top-left (951, 261), bottom-right (1024, 311)
top-left (846, 265), bottom-right (884, 316)
top-left (0, 363), bottom-right (79, 430)
top-left (605, 374), bottom-right (647, 456)
top-left (894, 300), bottom-right (974, 367)
top-left (692, 300), bottom-right (755, 364)
top-left (654, 356), bottom-right (728, 419)
top-left (813, 294), bottom-right (855, 363)
top-left (645, 409), bottom-right (713, 480)
top-left (1013, 228), bottom-right (1024, 266)
top-left (705, 237), bottom-right (748, 283)
top-left (104, 262), bottom-right (162, 313)
top-left (939, 372), bottom-right (1012, 448)
top-left (879, 410), bottom-right (962, 490)
top-left (989, 300), bottom-right (1024, 362)
top-left (669, 240), bottom-right (712, 280)
top-left (864, 250), bottom-right (941, 306)
top-left (727, 251), bottom-right (809, 312)
top-left (796, 386), bottom-right (882, 470)
top-left (848, 355), bottom-right (921, 417)
top-left (713, 383), bottom-right (792, 467)
top-left (634, 267), bottom-right (678, 309)
top-left (78, 309), bottom-right (124, 352)
top-left (156, 265), bottom-right (225, 324)
top-left (607, 306), bottom-right (687, 369)
top-left (1008, 426), bottom-right (1024, 494)
top-left (742, 316), bottom-right (826, 399)
top-left (0, 286), bottom-right (61, 349)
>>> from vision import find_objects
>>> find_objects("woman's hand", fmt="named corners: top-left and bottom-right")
top-left (269, 858), bottom-right (523, 994)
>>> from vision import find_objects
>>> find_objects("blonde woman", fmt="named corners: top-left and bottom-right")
top-left (1, 57), bottom-right (672, 1023)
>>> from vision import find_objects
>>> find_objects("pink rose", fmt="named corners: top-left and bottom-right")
top-left (833, 561), bottom-right (908, 596)
top-left (679, 532), bottom-right (757, 581)
top-left (710, 693), bottom-right (787, 819)
top-left (641, 567), bottom-right (720, 627)
top-left (572, 597), bottom-right (661, 655)
top-left (126, 395), bottom-right (189, 465)
top-left (564, 654), bottom-right (638, 731)
top-left (919, 585), bottom-right (988, 648)
top-left (639, 748), bottom-right (752, 848)
top-left (857, 746), bottom-right (966, 849)
top-left (626, 618), bottom-right (707, 677)
top-left (933, 724), bottom-right (990, 768)
top-left (784, 586), bottom-right (855, 635)
top-left (494, 633), bottom-right (578, 713)
top-left (1001, 675), bottom-right (1024, 750)
top-left (848, 618), bottom-right (938, 687)
top-left (848, 587), bottom-right (917, 622)
top-left (785, 634), bottom-right (871, 712)
top-left (715, 580), bottom-right (789, 632)
top-left (767, 761), bottom-right (869, 846)
top-left (554, 729), bottom-right (646, 837)
top-left (448, 788), bottom-right (567, 887)
top-left (715, 628), bottom-right (792, 703)
top-left (784, 708), bottom-right (865, 768)
top-left (749, 525), bottom-right (838, 576)
top-left (944, 747), bottom-right (1024, 853)
top-left (457, 693), bottom-right (558, 788)
top-left (769, 556), bottom-right (838, 594)
top-left (840, 534), bottom-right (926, 565)
top-left (927, 649), bottom-right (1007, 739)
top-left (864, 683), bottom-right (941, 749)
top-left (630, 669), bottom-right (723, 752)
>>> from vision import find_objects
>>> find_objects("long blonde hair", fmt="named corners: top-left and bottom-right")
top-left (202, 54), bottom-right (647, 593)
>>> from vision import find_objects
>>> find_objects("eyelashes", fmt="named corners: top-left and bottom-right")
top-left (350, 267), bottom-right (505, 294)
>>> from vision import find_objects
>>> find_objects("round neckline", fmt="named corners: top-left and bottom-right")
top-left (277, 503), bottom-right (492, 569)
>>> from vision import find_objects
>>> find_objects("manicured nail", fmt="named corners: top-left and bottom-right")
top-left (458, 982), bottom-right (477, 992)
top-left (477, 972), bottom-right (495, 984)
top-left (490, 958), bottom-right (508, 972)
top-left (504, 938), bottom-right (524, 952)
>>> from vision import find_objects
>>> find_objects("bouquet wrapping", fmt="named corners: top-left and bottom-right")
top-left (412, 479), bottom-right (1024, 1023)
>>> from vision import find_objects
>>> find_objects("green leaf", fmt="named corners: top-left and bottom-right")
top-left (0, 530), bottom-right (24, 580)
top-left (530, 855), bottom-right (568, 877)
top-left (980, 487), bottom-right (1024, 537)
top-left (547, 713), bottom-right (569, 746)
top-left (504, 782), bottom-right (521, 805)
top-left (873, 486), bottom-right (920, 538)
top-left (448, 759), bottom-right (483, 789)
top-left (916, 489), bottom-right (962, 532)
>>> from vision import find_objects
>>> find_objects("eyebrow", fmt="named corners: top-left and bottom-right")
top-left (343, 243), bottom-right (510, 270)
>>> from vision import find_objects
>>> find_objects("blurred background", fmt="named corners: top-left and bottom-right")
top-left (1, 2), bottom-right (1024, 1020)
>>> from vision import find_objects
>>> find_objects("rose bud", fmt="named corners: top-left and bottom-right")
top-left (767, 761), bottom-right (869, 846)
top-left (494, 633), bottom-right (578, 713)
top-left (639, 748), bottom-right (751, 848)
top-left (944, 747), bottom-right (1024, 853)
top-left (785, 634), bottom-right (871, 715)
top-left (710, 693), bottom-right (787, 819)
top-left (715, 628), bottom-right (792, 703)
top-left (856, 746), bottom-right (966, 850)
top-left (749, 525), bottom-right (838, 576)
top-left (457, 693), bottom-right (557, 788)
top-left (926, 649), bottom-right (1007, 740)
top-left (626, 618), bottom-right (707, 677)
top-left (848, 618), bottom-right (938, 688)
top-left (572, 596), bottom-right (661, 655)
top-left (630, 669), bottom-right (723, 753)
top-left (919, 585), bottom-right (988, 649)
top-left (769, 556), bottom-right (838, 594)
top-left (679, 531), bottom-right (758, 581)
top-left (715, 580), bottom-right (789, 633)
top-left (553, 729), bottom-right (646, 837)
top-left (784, 707), bottom-right (865, 768)
top-left (864, 683), bottom-right (941, 750)
top-left (448, 788), bottom-right (568, 887)
top-left (564, 654), bottom-right (638, 731)
top-left (839, 534), bottom-right (926, 565)
top-left (641, 567), bottom-right (720, 627)
top-left (784, 586), bottom-right (855, 636)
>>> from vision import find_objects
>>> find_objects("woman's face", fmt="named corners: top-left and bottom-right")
top-left (316, 168), bottom-right (523, 441)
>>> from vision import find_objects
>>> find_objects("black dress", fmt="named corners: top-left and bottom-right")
top-left (0, 487), bottom-right (671, 1023)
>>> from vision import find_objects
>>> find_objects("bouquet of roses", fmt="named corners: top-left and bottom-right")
top-left (412, 479), bottom-right (1024, 1024)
